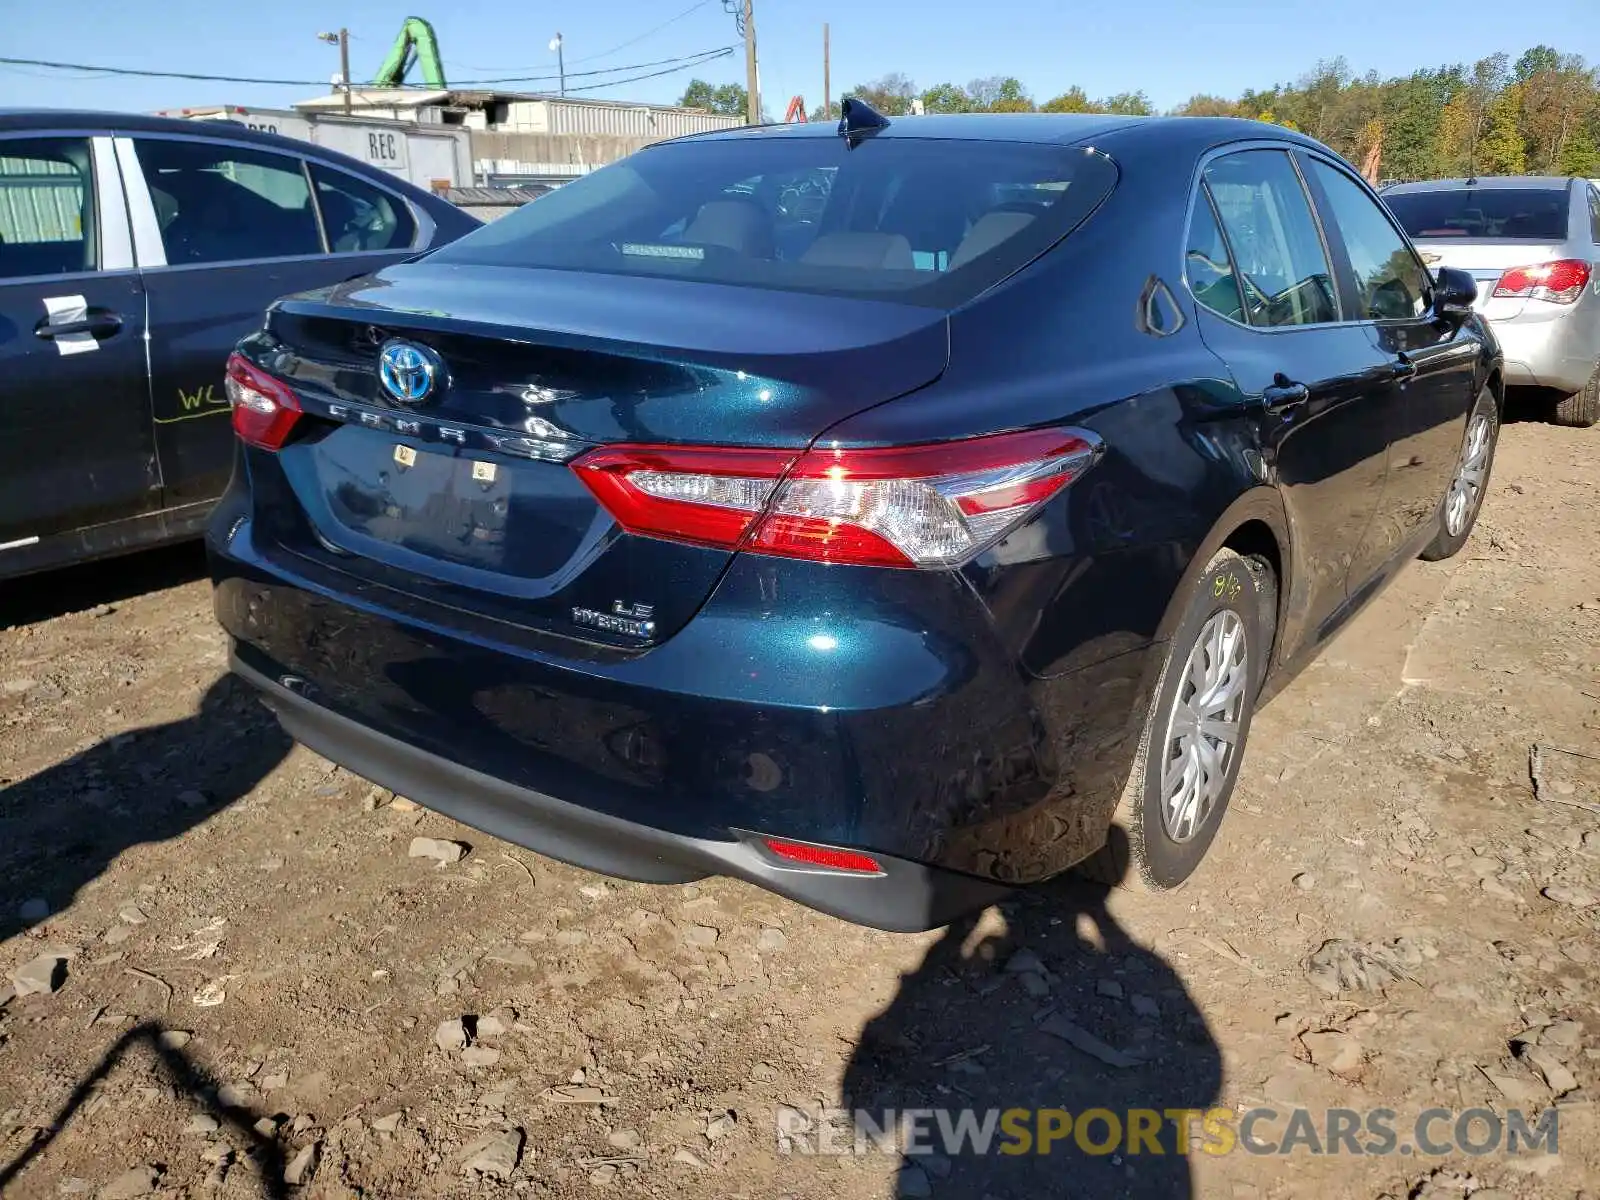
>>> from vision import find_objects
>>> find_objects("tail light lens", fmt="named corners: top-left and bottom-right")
top-left (572, 427), bottom-right (1102, 568)
top-left (1492, 259), bottom-right (1592, 304)
top-left (225, 352), bottom-right (302, 450)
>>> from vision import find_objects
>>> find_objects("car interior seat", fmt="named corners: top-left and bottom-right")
top-left (318, 188), bottom-right (364, 252)
top-left (681, 198), bottom-right (776, 258)
top-left (949, 203), bottom-right (1041, 270)
top-left (798, 232), bottom-right (915, 269)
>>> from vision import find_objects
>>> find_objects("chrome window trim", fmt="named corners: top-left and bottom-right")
top-left (113, 137), bottom-right (167, 268)
top-left (90, 136), bottom-right (134, 272)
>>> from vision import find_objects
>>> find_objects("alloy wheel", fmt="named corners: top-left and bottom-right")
top-left (1444, 412), bottom-right (1493, 537)
top-left (1160, 610), bottom-right (1249, 842)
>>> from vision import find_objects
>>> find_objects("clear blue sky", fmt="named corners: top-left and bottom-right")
top-left (2, 0), bottom-right (1595, 116)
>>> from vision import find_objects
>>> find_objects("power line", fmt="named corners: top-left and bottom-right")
top-left (568, 0), bottom-right (718, 65)
top-left (451, 0), bottom-right (717, 73)
top-left (0, 47), bottom-right (735, 90)
top-left (451, 49), bottom-right (733, 87)
top-left (562, 52), bottom-right (735, 93)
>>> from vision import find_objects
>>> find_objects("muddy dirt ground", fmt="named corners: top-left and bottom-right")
top-left (2, 413), bottom-right (1598, 1200)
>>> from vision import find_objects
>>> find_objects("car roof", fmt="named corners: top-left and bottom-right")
top-left (670, 112), bottom-right (1328, 154)
top-left (0, 108), bottom-right (312, 147)
top-left (0, 108), bottom-right (450, 202)
top-left (1384, 176), bottom-right (1576, 195)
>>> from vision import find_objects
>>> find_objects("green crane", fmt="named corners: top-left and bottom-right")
top-left (373, 17), bottom-right (448, 89)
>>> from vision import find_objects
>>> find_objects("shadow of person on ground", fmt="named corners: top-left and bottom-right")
top-left (0, 673), bottom-right (292, 946)
top-left (0, 1020), bottom-right (291, 1197)
top-left (838, 852), bottom-right (1223, 1198)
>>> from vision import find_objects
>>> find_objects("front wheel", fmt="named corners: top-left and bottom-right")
top-left (1420, 387), bottom-right (1499, 562)
top-left (1079, 548), bottom-right (1266, 890)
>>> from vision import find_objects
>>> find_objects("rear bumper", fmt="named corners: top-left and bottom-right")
top-left (1489, 302), bottom-right (1598, 393)
top-left (233, 654), bottom-right (1007, 931)
top-left (210, 512), bottom-right (1158, 929)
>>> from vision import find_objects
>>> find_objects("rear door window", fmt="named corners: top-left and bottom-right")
top-left (1588, 186), bottom-right (1600, 245)
top-left (0, 138), bottom-right (96, 279)
top-left (1306, 159), bottom-right (1430, 321)
top-left (1185, 187), bottom-right (1245, 321)
top-left (1203, 149), bottom-right (1339, 327)
top-left (430, 138), bottom-right (1118, 307)
top-left (134, 138), bottom-right (323, 265)
top-left (1383, 187), bottom-right (1570, 241)
top-left (309, 163), bottom-right (416, 252)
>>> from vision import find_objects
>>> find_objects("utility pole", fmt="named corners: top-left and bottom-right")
top-left (339, 28), bottom-right (352, 115)
top-left (320, 29), bottom-right (354, 114)
top-left (550, 33), bottom-right (566, 97)
top-left (823, 23), bottom-right (830, 121)
top-left (743, 0), bottom-right (759, 124)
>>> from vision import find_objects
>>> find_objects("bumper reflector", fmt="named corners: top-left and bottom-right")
top-left (762, 837), bottom-right (884, 875)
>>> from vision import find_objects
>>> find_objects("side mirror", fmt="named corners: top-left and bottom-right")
top-left (1432, 265), bottom-right (1477, 317)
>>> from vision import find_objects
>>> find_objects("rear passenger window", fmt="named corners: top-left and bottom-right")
top-left (135, 139), bottom-right (322, 265)
top-left (0, 138), bottom-right (96, 279)
top-left (309, 164), bottom-right (416, 252)
top-left (1588, 187), bottom-right (1600, 245)
top-left (1203, 150), bottom-right (1338, 327)
top-left (1185, 188), bottom-right (1244, 321)
top-left (1307, 159), bottom-right (1429, 320)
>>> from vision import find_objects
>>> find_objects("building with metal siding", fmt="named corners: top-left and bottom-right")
top-left (0, 156), bottom-right (84, 245)
top-left (295, 89), bottom-right (739, 139)
top-left (290, 89), bottom-right (739, 185)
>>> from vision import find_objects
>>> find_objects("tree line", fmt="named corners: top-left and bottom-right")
top-left (680, 46), bottom-right (1600, 181)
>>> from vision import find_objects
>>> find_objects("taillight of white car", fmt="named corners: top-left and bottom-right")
top-left (1492, 259), bottom-right (1593, 305)
top-left (573, 427), bottom-right (1104, 569)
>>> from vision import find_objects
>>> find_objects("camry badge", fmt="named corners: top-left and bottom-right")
top-left (378, 339), bottom-right (443, 405)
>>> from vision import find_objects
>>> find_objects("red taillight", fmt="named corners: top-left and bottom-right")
top-left (1493, 259), bottom-right (1592, 304)
top-left (225, 352), bottom-right (303, 450)
top-left (762, 837), bottom-right (884, 874)
top-left (571, 427), bottom-right (1101, 569)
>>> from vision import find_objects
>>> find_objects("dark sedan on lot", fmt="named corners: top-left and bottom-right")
top-left (209, 107), bottom-right (1500, 930)
top-left (0, 110), bottom-right (478, 579)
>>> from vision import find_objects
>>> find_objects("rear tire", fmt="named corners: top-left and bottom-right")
top-left (1420, 386), bottom-right (1499, 561)
top-left (1078, 548), bottom-right (1266, 890)
top-left (1553, 367), bottom-right (1600, 428)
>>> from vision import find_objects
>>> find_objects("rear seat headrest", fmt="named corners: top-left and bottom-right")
top-left (799, 232), bottom-right (915, 270)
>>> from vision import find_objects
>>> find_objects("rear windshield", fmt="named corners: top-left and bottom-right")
top-left (429, 136), bottom-right (1117, 307)
top-left (1384, 187), bottom-right (1570, 240)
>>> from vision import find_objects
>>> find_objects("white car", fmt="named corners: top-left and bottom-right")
top-left (1383, 175), bottom-right (1600, 427)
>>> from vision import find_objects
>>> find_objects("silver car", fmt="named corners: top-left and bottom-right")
top-left (1383, 175), bottom-right (1600, 426)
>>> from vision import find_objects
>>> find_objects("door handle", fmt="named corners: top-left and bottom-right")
top-left (1261, 379), bottom-right (1310, 413)
top-left (35, 311), bottom-right (123, 340)
top-left (1390, 354), bottom-right (1417, 382)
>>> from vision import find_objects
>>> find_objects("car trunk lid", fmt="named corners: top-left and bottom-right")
top-left (247, 262), bottom-right (950, 646)
top-left (1412, 239), bottom-right (1568, 319)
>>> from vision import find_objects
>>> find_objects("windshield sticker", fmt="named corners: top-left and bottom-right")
top-left (621, 243), bottom-right (705, 261)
